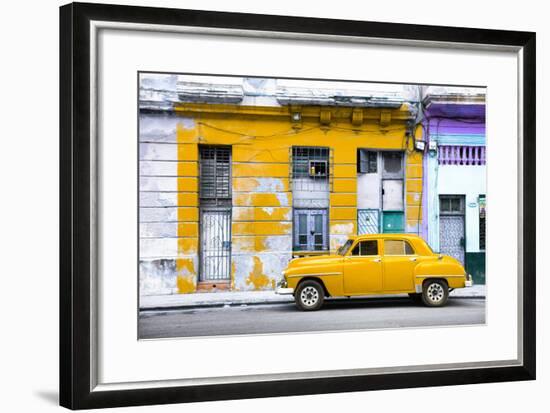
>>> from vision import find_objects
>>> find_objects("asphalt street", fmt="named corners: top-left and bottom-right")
top-left (139, 297), bottom-right (486, 339)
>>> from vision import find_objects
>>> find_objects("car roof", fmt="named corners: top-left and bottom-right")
top-left (352, 233), bottom-right (425, 242)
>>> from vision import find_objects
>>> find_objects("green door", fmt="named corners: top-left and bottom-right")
top-left (382, 211), bottom-right (404, 233)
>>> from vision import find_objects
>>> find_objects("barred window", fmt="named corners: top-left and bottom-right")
top-left (199, 146), bottom-right (231, 201)
top-left (292, 147), bottom-right (329, 180)
top-left (440, 196), bottom-right (465, 214)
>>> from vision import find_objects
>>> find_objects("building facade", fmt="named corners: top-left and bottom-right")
top-left (421, 87), bottom-right (486, 284)
top-left (139, 76), bottom-right (425, 295)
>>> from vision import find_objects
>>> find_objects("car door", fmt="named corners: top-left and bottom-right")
top-left (343, 240), bottom-right (383, 294)
top-left (382, 239), bottom-right (417, 292)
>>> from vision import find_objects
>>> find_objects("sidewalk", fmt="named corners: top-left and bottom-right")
top-left (140, 285), bottom-right (486, 311)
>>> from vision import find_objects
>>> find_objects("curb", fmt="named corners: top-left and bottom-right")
top-left (140, 295), bottom-right (485, 312)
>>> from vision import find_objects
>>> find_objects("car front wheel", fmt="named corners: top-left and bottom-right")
top-left (421, 279), bottom-right (449, 307)
top-left (295, 280), bottom-right (325, 311)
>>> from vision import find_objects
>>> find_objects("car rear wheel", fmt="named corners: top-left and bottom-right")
top-left (295, 280), bottom-right (325, 311)
top-left (421, 279), bottom-right (449, 307)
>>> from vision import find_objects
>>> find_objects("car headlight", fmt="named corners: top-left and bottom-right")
top-left (277, 279), bottom-right (288, 288)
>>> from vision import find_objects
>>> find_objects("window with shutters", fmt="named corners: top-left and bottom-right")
top-left (357, 149), bottom-right (377, 173)
top-left (199, 146), bottom-right (232, 206)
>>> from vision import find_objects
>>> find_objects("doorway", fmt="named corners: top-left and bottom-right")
top-left (293, 209), bottom-right (328, 251)
top-left (439, 195), bottom-right (466, 264)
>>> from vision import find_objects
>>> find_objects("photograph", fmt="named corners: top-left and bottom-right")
top-left (138, 73), bottom-right (487, 339)
top-left (56, 1), bottom-right (536, 409)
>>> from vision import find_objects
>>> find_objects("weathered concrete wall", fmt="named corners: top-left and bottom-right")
top-left (405, 144), bottom-right (424, 234)
top-left (140, 102), bottom-right (420, 295)
top-left (139, 112), bottom-right (199, 295)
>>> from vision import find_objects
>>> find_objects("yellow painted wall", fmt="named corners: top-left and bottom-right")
top-left (172, 103), bottom-right (421, 292)
top-left (405, 125), bottom-right (424, 233)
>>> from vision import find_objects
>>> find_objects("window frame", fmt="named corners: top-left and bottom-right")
top-left (291, 146), bottom-right (330, 180)
top-left (382, 239), bottom-right (416, 256)
top-left (308, 159), bottom-right (328, 177)
top-left (381, 151), bottom-right (404, 179)
top-left (198, 145), bottom-right (232, 206)
top-left (350, 239), bottom-right (380, 257)
top-left (357, 149), bottom-right (378, 174)
top-left (292, 208), bottom-right (329, 252)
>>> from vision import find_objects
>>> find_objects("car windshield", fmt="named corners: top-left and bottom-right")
top-left (337, 239), bottom-right (354, 256)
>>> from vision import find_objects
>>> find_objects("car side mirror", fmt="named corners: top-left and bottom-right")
top-left (438, 254), bottom-right (443, 260)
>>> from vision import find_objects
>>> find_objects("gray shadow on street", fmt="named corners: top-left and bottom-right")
top-left (267, 297), bottom-right (483, 312)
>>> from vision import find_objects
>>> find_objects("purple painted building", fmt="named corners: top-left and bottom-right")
top-left (421, 88), bottom-right (486, 284)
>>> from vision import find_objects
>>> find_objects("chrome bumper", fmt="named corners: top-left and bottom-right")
top-left (276, 278), bottom-right (294, 295)
top-left (465, 274), bottom-right (474, 287)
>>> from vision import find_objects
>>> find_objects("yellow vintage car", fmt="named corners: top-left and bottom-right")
top-left (276, 234), bottom-right (473, 311)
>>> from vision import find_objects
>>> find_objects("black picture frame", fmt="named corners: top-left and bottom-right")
top-left (60, 2), bottom-right (536, 409)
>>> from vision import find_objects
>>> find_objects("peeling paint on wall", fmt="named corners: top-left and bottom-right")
top-left (140, 238), bottom-right (179, 259)
top-left (261, 235), bottom-right (292, 252)
top-left (175, 258), bottom-right (198, 294)
top-left (330, 223), bottom-right (355, 235)
top-left (246, 256), bottom-right (272, 290)
top-left (231, 253), bottom-right (289, 291)
top-left (330, 235), bottom-right (350, 251)
top-left (276, 192), bottom-right (291, 207)
top-left (256, 177), bottom-right (285, 192)
top-left (140, 114), bottom-right (180, 142)
top-left (139, 259), bottom-right (177, 295)
top-left (176, 274), bottom-right (196, 294)
top-left (231, 255), bottom-right (254, 291)
top-left (139, 84), bottom-right (427, 296)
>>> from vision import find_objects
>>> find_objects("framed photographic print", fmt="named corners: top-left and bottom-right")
top-left (60, 2), bottom-right (536, 409)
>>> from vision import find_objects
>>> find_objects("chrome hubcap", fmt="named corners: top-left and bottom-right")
top-left (300, 286), bottom-right (319, 307)
top-left (427, 283), bottom-right (444, 302)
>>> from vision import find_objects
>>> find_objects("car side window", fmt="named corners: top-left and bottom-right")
top-left (384, 240), bottom-right (415, 255)
top-left (351, 240), bottom-right (379, 256)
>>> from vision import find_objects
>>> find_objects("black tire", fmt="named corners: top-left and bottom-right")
top-left (408, 293), bottom-right (422, 304)
top-left (421, 279), bottom-right (449, 307)
top-left (295, 280), bottom-right (325, 311)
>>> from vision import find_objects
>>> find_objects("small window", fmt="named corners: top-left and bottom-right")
top-left (358, 150), bottom-right (377, 173)
top-left (384, 240), bottom-right (415, 255)
top-left (309, 160), bottom-right (327, 177)
top-left (292, 147), bottom-right (329, 180)
top-left (382, 152), bottom-right (403, 176)
top-left (199, 146), bottom-right (231, 202)
top-left (440, 195), bottom-right (464, 214)
top-left (351, 240), bottom-right (379, 256)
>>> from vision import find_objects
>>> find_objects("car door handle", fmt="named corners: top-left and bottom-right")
top-left (409, 257), bottom-right (417, 262)
top-left (373, 258), bottom-right (381, 263)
